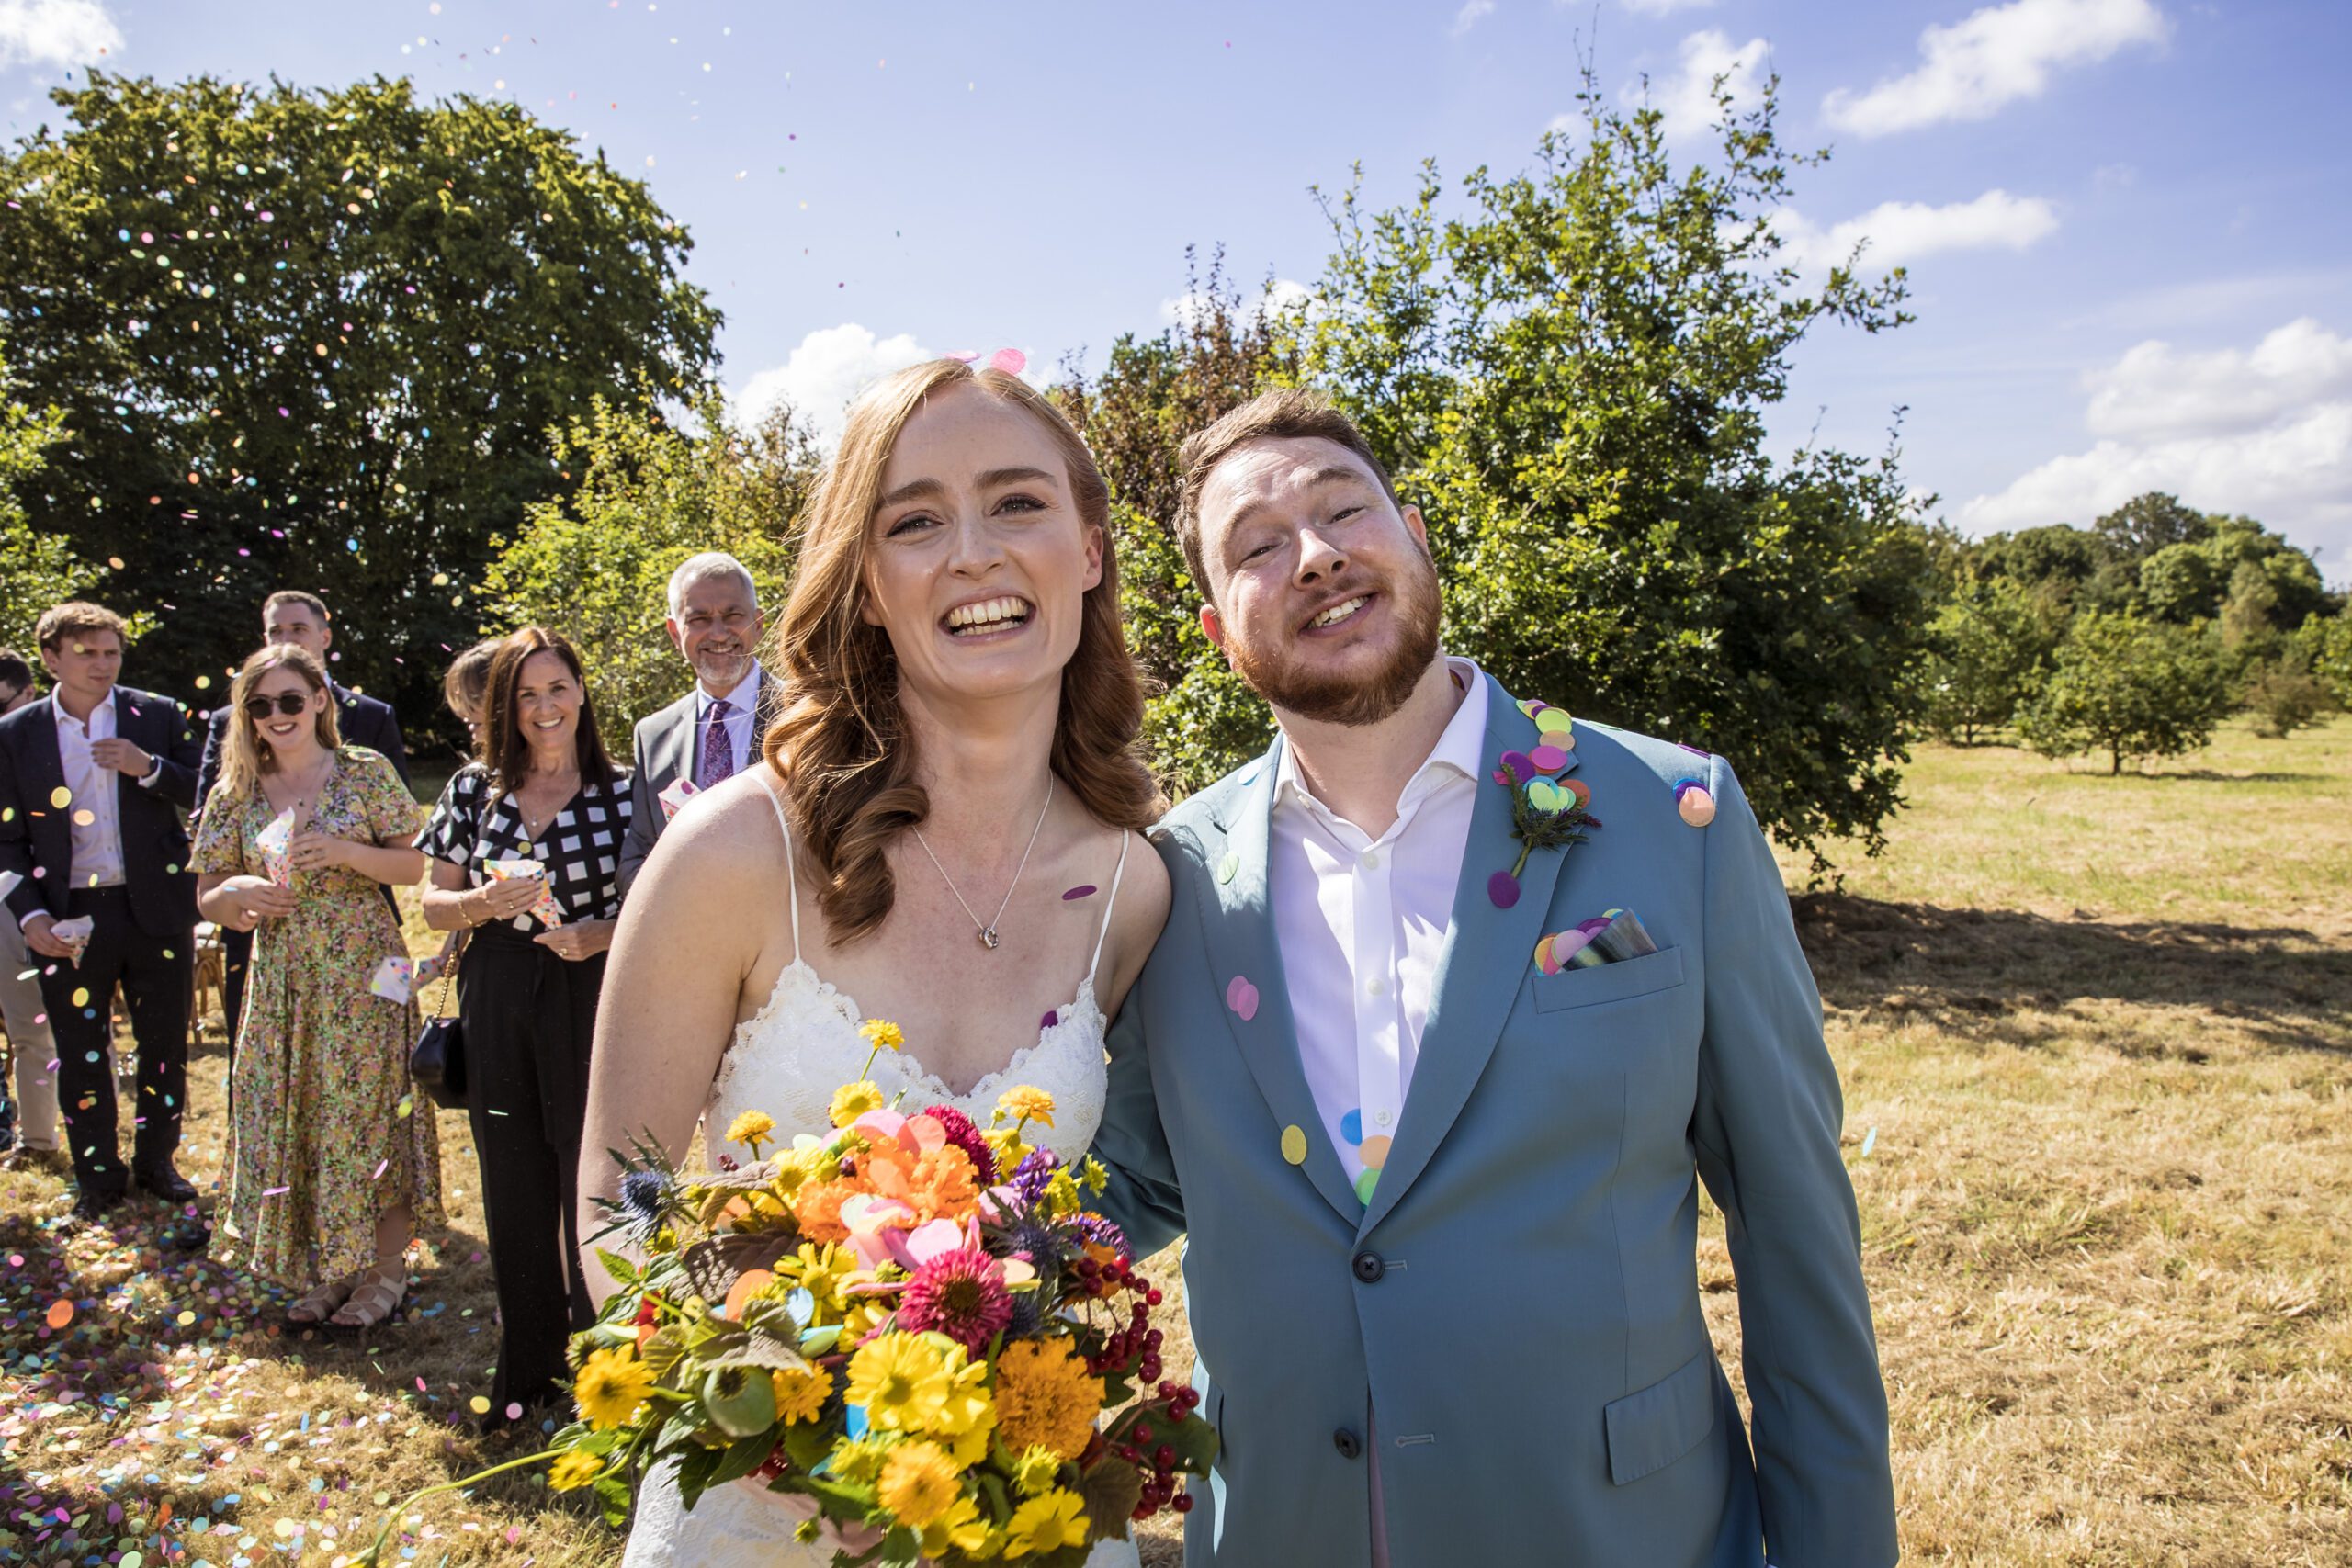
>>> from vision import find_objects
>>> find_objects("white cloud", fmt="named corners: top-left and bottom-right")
top-left (733, 323), bottom-right (933, 450)
top-left (1451, 0), bottom-right (1496, 37)
top-left (1773, 188), bottom-right (2059, 274)
top-left (1632, 28), bottom-right (1770, 140)
top-left (1620, 0), bottom-right (1719, 13)
top-left (2084, 318), bottom-right (2352, 441)
top-left (1159, 277), bottom-right (1313, 333)
top-left (1962, 318), bottom-right (2352, 579)
top-left (1822, 0), bottom-right (2166, 138)
top-left (0, 0), bottom-right (121, 68)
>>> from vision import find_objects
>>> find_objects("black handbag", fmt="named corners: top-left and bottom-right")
top-left (409, 931), bottom-right (469, 1110)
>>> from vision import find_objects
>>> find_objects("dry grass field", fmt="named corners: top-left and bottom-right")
top-left (3, 719), bottom-right (2347, 1565)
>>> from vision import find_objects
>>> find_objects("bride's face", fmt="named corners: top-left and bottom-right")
top-left (861, 383), bottom-right (1103, 707)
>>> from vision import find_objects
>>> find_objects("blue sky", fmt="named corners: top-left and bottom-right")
top-left (6, 0), bottom-right (2348, 580)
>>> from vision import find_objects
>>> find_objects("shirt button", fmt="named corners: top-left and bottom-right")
top-left (1375, 1110), bottom-right (1393, 1128)
top-left (1333, 1427), bottom-right (1363, 1461)
top-left (1364, 976), bottom-right (1386, 998)
top-left (1359, 850), bottom-right (1381, 870)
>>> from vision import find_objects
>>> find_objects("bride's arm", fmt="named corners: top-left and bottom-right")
top-left (575, 781), bottom-right (774, 1308)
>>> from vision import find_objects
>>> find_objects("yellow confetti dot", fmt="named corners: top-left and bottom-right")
top-left (51, 786), bottom-right (72, 808)
top-left (273, 1517), bottom-right (298, 1539)
top-left (1280, 1125), bottom-right (1308, 1166)
top-left (74, 809), bottom-right (96, 828)
top-left (177, 1310), bottom-right (198, 1325)
top-left (469, 1395), bottom-right (490, 1414)
top-left (195, 675), bottom-right (212, 690)
top-left (71, 987), bottom-right (90, 1008)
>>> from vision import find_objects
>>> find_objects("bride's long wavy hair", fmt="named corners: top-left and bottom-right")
top-left (762, 358), bottom-right (1159, 942)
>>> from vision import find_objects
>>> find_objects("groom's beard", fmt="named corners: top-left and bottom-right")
top-left (1225, 548), bottom-right (1442, 728)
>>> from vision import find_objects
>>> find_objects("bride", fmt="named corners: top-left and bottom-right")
top-left (578, 357), bottom-right (1170, 1566)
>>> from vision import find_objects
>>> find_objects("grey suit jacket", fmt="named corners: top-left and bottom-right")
top-left (616, 669), bottom-right (778, 897)
top-left (1088, 674), bottom-right (1899, 1567)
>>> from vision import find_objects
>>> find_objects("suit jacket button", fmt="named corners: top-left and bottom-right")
top-left (1351, 1250), bottom-right (1385, 1283)
top-left (1333, 1427), bottom-right (1363, 1461)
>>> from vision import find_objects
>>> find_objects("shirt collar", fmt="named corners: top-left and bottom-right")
top-left (1274, 656), bottom-right (1488, 829)
top-left (695, 660), bottom-right (763, 717)
top-left (51, 687), bottom-right (117, 728)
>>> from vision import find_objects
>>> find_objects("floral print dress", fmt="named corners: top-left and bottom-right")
top-left (192, 746), bottom-right (443, 1289)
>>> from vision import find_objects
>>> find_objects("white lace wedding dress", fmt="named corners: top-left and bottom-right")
top-left (619, 783), bottom-right (1141, 1567)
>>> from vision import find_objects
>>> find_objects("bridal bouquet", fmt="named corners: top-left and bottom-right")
top-left (364, 1019), bottom-right (1212, 1567)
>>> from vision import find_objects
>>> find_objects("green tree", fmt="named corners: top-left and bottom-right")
top-left (2139, 514), bottom-right (2333, 635)
top-left (0, 353), bottom-right (144, 652)
top-left (1055, 251), bottom-right (1304, 794)
top-left (2093, 491), bottom-right (2210, 567)
top-left (1969, 523), bottom-right (2134, 614)
top-left (0, 73), bottom-right (718, 722)
top-left (1921, 578), bottom-right (2065, 744)
top-left (2239, 660), bottom-right (2334, 739)
top-left (479, 394), bottom-right (820, 738)
top-left (2298, 605), bottom-right (2352, 707)
top-left (2018, 611), bottom-right (2232, 774)
top-left (1298, 70), bottom-right (1935, 865)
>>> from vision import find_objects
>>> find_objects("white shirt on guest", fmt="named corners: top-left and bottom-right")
top-left (1269, 657), bottom-right (1487, 1199)
top-left (692, 660), bottom-right (763, 785)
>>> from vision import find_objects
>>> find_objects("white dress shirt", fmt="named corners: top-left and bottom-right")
top-left (25, 688), bottom-right (164, 924)
top-left (693, 660), bottom-right (763, 784)
top-left (1270, 658), bottom-right (1487, 1203)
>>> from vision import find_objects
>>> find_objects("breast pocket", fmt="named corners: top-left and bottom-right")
top-left (1531, 945), bottom-right (1685, 1013)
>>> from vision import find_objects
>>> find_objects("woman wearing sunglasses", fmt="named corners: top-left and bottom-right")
top-left (194, 644), bottom-right (442, 1330)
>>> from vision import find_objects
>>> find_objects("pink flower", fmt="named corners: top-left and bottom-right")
top-left (895, 1245), bottom-right (1013, 1354)
top-left (921, 1104), bottom-right (997, 1182)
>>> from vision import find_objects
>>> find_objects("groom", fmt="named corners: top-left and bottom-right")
top-left (1090, 391), bottom-right (1899, 1566)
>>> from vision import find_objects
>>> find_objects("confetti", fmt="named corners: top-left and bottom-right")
top-left (1279, 1125), bottom-right (1307, 1165)
top-left (1225, 975), bottom-right (1260, 1021)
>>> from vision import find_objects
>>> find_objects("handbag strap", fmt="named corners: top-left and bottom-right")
top-left (427, 927), bottom-right (468, 1019)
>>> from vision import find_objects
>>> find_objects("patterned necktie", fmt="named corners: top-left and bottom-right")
top-left (699, 697), bottom-right (735, 788)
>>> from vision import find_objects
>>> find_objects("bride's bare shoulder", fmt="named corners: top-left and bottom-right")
top-left (636, 767), bottom-right (794, 899)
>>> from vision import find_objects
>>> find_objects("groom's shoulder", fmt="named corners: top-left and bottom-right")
top-left (1147, 756), bottom-right (1261, 864)
top-left (1566, 716), bottom-right (1722, 788)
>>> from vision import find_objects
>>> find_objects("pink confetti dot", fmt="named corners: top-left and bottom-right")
top-left (1226, 975), bottom-right (1260, 1021)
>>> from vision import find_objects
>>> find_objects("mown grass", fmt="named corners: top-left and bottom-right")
top-left (4, 719), bottom-right (2346, 1565)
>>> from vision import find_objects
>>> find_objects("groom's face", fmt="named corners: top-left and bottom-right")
top-left (1195, 435), bottom-right (1442, 727)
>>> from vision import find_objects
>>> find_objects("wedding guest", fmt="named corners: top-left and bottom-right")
top-left (443, 637), bottom-right (503, 748)
top-left (195, 591), bottom-right (410, 1055)
top-left (0, 603), bottom-right (204, 1234)
top-left (193, 645), bottom-right (441, 1328)
top-left (0, 649), bottom-right (63, 1175)
top-left (615, 553), bottom-right (776, 897)
top-left (416, 627), bottom-right (630, 1416)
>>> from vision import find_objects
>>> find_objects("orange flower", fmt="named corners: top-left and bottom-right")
top-left (907, 1145), bottom-right (980, 1224)
top-left (992, 1337), bottom-right (1102, 1462)
top-left (792, 1179), bottom-right (856, 1244)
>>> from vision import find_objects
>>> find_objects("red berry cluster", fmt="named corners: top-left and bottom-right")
top-left (1073, 1254), bottom-right (1196, 1518)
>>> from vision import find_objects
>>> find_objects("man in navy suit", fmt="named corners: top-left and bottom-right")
top-left (194, 590), bottom-right (410, 1052)
top-left (0, 603), bottom-right (206, 1226)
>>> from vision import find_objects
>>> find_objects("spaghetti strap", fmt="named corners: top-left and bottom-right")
top-left (1085, 834), bottom-right (1130, 989)
top-left (758, 777), bottom-right (802, 965)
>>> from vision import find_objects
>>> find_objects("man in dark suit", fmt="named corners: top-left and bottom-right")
top-left (0, 602), bottom-right (205, 1226)
top-left (194, 590), bottom-right (410, 1052)
top-left (616, 553), bottom-right (778, 897)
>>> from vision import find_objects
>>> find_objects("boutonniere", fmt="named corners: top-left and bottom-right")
top-left (1487, 702), bottom-right (1600, 909)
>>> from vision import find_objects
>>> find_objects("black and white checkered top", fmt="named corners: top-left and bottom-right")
top-left (414, 761), bottom-right (634, 929)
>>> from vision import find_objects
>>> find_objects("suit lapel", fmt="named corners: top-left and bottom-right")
top-left (1359, 676), bottom-right (1579, 1235)
top-left (662, 694), bottom-right (698, 790)
top-left (1199, 736), bottom-right (1366, 1229)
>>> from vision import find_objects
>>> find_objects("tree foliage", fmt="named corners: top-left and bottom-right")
top-left (0, 73), bottom-right (718, 723)
top-left (0, 351), bottom-right (145, 653)
top-left (479, 395), bottom-right (820, 739)
top-left (2018, 611), bottom-right (2232, 774)
top-left (1921, 577), bottom-right (2065, 744)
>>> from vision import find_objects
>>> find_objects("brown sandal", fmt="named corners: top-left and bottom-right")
top-left (328, 1265), bottom-right (408, 1331)
top-left (286, 1276), bottom-right (356, 1326)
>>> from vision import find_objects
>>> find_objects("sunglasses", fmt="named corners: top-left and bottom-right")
top-left (243, 693), bottom-right (314, 720)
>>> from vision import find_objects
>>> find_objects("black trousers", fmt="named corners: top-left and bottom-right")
top-left (220, 923), bottom-right (253, 1055)
top-left (460, 923), bottom-right (604, 1415)
top-left (39, 886), bottom-right (192, 1195)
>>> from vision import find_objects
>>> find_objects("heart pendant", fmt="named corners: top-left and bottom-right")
top-left (978, 928), bottom-right (1001, 950)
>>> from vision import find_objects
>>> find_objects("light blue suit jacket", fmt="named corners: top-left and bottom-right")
top-left (1091, 675), bottom-right (1898, 1566)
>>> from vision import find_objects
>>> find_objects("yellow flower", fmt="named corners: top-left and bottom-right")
top-left (995, 1085), bottom-right (1056, 1130)
top-left (876, 1438), bottom-right (962, 1529)
top-left (841, 1295), bottom-right (892, 1347)
top-left (1042, 1168), bottom-right (1081, 1219)
top-left (1009, 1443), bottom-right (1064, 1499)
top-left (573, 1345), bottom-right (656, 1431)
top-left (831, 1079), bottom-right (884, 1129)
top-left (925, 1348), bottom-right (994, 1438)
top-left (917, 1493), bottom-right (997, 1559)
top-left (1001, 1488), bottom-right (1090, 1558)
top-left (858, 1018), bottom-right (905, 1053)
top-left (983, 1126), bottom-right (1033, 1175)
top-left (723, 1109), bottom-right (775, 1149)
top-left (770, 1364), bottom-right (834, 1425)
top-left (766, 1148), bottom-right (820, 1202)
top-left (830, 1438), bottom-right (890, 1485)
top-left (846, 1331), bottom-right (951, 1432)
top-left (1078, 1156), bottom-right (1109, 1195)
top-left (991, 1337), bottom-right (1102, 1461)
top-left (548, 1450), bottom-right (604, 1492)
top-left (777, 1240), bottom-right (859, 1319)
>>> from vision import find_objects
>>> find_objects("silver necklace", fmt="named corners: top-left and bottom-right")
top-left (910, 776), bottom-right (1054, 950)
